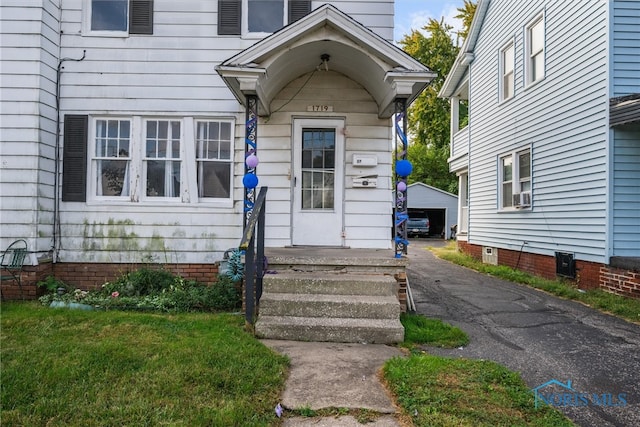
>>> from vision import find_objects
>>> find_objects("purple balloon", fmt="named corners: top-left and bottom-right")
top-left (397, 181), bottom-right (407, 192)
top-left (245, 154), bottom-right (259, 168)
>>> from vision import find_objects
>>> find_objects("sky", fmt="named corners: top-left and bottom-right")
top-left (394, 0), bottom-right (465, 43)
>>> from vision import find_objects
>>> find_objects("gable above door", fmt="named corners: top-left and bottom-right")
top-left (216, 4), bottom-right (435, 118)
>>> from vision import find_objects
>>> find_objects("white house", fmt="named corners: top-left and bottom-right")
top-left (0, 0), bottom-right (434, 293)
top-left (439, 0), bottom-right (640, 298)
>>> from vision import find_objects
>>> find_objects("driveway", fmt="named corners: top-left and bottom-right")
top-left (406, 241), bottom-right (640, 427)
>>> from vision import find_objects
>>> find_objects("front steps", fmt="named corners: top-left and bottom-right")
top-left (254, 249), bottom-right (407, 344)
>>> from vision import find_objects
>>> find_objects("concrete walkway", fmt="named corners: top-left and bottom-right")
top-left (261, 340), bottom-right (406, 426)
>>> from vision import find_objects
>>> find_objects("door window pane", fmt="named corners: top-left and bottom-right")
top-left (301, 128), bottom-right (336, 210)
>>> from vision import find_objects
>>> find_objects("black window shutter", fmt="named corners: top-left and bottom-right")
top-left (218, 0), bottom-right (241, 35)
top-left (288, 0), bottom-right (310, 24)
top-left (129, 0), bottom-right (153, 34)
top-left (62, 115), bottom-right (88, 202)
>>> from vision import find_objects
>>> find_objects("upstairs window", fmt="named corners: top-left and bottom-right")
top-left (526, 14), bottom-right (545, 85)
top-left (88, 0), bottom-right (153, 35)
top-left (500, 42), bottom-right (515, 102)
top-left (218, 0), bottom-right (311, 35)
top-left (500, 149), bottom-right (532, 209)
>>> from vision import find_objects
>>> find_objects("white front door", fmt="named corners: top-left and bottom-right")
top-left (292, 118), bottom-right (344, 246)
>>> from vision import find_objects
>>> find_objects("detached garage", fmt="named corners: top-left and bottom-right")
top-left (407, 183), bottom-right (458, 239)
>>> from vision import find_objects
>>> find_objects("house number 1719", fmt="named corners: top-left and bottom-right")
top-left (307, 105), bottom-right (333, 112)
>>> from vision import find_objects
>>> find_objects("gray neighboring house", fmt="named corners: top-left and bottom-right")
top-left (407, 182), bottom-right (458, 239)
top-left (439, 0), bottom-right (640, 298)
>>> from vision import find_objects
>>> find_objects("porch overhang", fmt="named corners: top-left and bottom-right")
top-left (215, 4), bottom-right (434, 118)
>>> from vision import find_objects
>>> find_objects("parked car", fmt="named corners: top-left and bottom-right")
top-left (407, 216), bottom-right (430, 237)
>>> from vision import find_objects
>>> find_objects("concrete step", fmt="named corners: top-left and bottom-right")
top-left (255, 315), bottom-right (405, 344)
top-left (265, 250), bottom-right (407, 275)
top-left (259, 293), bottom-right (401, 319)
top-left (263, 272), bottom-right (397, 296)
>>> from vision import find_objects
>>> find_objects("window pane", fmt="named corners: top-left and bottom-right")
top-left (503, 45), bottom-right (514, 73)
top-left (146, 160), bottom-right (180, 197)
top-left (502, 157), bottom-right (513, 181)
top-left (532, 53), bottom-right (544, 81)
top-left (197, 162), bottom-right (231, 198)
top-left (503, 183), bottom-right (513, 207)
top-left (519, 151), bottom-right (531, 179)
top-left (531, 20), bottom-right (544, 53)
top-left (248, 0), bottom-right (283, 32)
top-left (91, 0), bottom-right (128, 31)
top-left (97, 159), bottom-right (129, 196)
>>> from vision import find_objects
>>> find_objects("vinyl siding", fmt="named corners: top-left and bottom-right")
top-left (612, 124), bottom-right (640, 257)
top-left (264, 71), bottom-right (392, 249)
top-left (612, 0), bottom-right (640, 96)
top-left (1, 0), bottom-right (396, 262)
top-left (466, 0), bottom-right (609, 263)
top-left (0, 0), bottom-right (59, 255)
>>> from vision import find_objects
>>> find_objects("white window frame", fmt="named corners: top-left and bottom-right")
top-left (243, 0), bottom-right (288, 38)
top-left (499, 148), bottom-right (532, 211)
top-left (194, 120), bottom-right (235, 202)
top-left (90, 117), bottom-right (133, 201)
top-left (525, 12), bottom-right (545, 87)
top-left (499, 40), bottom-right (515, 102)
top-left (83, 0), bottom-right (130, 36)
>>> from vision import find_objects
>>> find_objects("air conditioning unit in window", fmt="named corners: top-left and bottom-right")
top-left (512, 191), bottom-right (531, 208)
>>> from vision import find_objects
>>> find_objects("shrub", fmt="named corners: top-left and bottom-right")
top-left (38, 268), bottom-right (241, 313)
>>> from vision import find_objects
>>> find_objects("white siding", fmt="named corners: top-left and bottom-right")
top-left (612, 0), bottom-right (640, 96)
top-left (612, 124), bottom-right (640, 257)
top-left (466, 0), bottom-right (610, 263)
top-left (0, 0), bottom-right (59, 256)
top-left (1, 0), bottom-right (396, 263)
top-left (264, 71), bottom-right (393, 249)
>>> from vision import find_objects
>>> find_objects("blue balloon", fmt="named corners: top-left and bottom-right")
top-left (396, 160), bottom-right (413, 177)
top-left (243, 173), bottom-right (259, 188)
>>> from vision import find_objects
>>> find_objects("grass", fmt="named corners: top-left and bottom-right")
top-left (3, 302), bottom-right (574, 426)
top-left (1, 302), bottom-right (288, 426)
top-left (430, 242), bottom-right (640, 324)
top-left (384, 354), bottom-right (574, 427)
top-left (400, 312), bottom-right (469, 349)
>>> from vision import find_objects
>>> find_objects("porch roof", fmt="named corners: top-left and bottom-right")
top-left (215, 4), bottom-right (435, 118)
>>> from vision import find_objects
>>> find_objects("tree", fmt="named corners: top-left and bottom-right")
top-left (399, 3), bottom-right (477, 194)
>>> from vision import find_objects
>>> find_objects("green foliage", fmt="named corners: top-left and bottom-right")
top-left (1, 304), bottom-right (288, 426)
top-left (384, 354), bottom-right (574, 426)
top-left (398, 3), bottom-right (477, 194)
top-left (36, 276), bottom-right (69, 293)
top-left (38, 268), bottom-right (241, 313)
top-left (401, 312), bottom-right (469, 348)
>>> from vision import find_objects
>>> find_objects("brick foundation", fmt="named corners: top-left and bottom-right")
top-left (457, 241), bottom-right (639, 299)
top-left (600, 267), bottom-right (640, 299)
top-left (1, 262), bottom-right (219, 300)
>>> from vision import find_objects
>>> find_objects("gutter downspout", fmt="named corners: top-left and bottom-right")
top-left (53, 46), bottom-right (85, 262)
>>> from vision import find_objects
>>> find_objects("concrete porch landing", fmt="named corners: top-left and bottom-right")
top-left (256, 248), bottom-right (408, 344)
top-left (265, 247), bottom-right (408, 272)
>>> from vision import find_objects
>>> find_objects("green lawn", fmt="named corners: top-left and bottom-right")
top-left (384, 354), bottom-right (574, 427)
top-left (2, 302), bottom-right (574, 427)
top-left (1, 302), bottom-right (288, 426)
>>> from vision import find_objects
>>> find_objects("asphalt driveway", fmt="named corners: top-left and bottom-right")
top-left (406, 240), bottom-right (640, 427)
